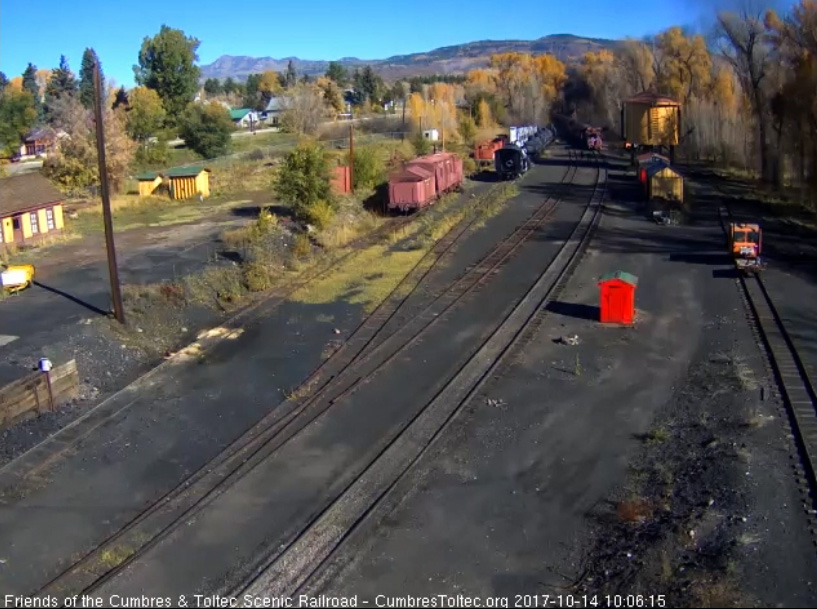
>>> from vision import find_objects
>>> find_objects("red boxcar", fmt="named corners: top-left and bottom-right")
top-left (389, 153), bottom-right (465, 211)
top-left (388, 165), bottom-right (436, 211)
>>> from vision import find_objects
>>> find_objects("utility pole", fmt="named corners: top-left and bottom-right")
top-left (92, 56), bottom-right (125, 324)
top-left (441, 104), bottom-right (445, 153)
top-left (401, 98), bottom-right (406, 141)
top-left (349, 123), bottom-right (355, 194)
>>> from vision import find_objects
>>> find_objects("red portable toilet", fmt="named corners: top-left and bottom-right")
top-left (598, 271), bottom-right (638, 324)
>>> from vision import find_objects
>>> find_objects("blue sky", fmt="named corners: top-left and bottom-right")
top-left (0, 0), bottom-right (761, 87)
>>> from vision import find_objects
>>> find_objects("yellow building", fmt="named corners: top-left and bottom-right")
top-left (0, 173), bottom-right (65, 248)
top-left (165, 166), bottom-right (211, 200)
top-left (645, 162), bottom-right (684, 203)
top-left (622, 92), bottom-right (681, 147)
top-left (136, 171), bottom-right (163, 196)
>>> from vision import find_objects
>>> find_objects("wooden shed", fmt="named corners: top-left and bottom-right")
top-left (165, 166), bottom-right (211, 200)
top-left (0, 173), bottom-right (65, 248)
top-left (645, 162), bottom-right (684, 203)
top-left (622, 92), bottom-right (681, 147)
top-left (136, 171), bottom-right (163, 197)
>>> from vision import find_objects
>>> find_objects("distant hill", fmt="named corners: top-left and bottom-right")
top-left (199, 34), bottom-right (620, 82)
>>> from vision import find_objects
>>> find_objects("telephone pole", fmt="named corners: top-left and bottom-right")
top-left (92, 56), bottom-right (125, 324)
top-left (349, 123), bottom-right (355, 194)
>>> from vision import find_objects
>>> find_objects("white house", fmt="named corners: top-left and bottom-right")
top-left (260, 97), bottom-right (284, 128)
top-left (229, 108), bottom-right (259, 129)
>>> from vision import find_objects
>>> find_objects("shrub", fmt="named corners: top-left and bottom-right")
top-left (412, 132), bottom-right (431, 156)
top-left (305, 199), bottom-right (336, 230)
top-left (243, 261), bottom-right (275, 292)
top-left (274, 142), bottom-right (335, 222)
top-left (462, 156), bottom-right (477, 176)
top-left (185, 266), bottom-right (245, 308)
top-left (133, 139), bottom-right (171, 170)
top-left (351, 145), bottom-right (386, 191)
top-left (292, 232), bottom-right (312, 258)
top-left (178, 101), bottom-right (233, 159)
top-left (459, 114), bottom-right (477, 147)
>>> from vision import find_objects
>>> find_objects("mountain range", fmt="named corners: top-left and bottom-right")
top-left (199, 34), bottom-right (620, 82)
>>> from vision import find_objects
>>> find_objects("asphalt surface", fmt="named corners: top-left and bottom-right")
top-left (0, 217), bottom-right (248, 387)
top-left (0, 155), bottom-right (578, 596)
top-left (298, 158), bottom-right (817, 606)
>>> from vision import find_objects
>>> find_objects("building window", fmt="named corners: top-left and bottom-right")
top-left (30, 212), bottom-right (39, 234)
top-left (46, 208), bottom-right (55, 230)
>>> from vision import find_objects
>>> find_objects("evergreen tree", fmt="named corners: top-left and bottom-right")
top-left (325, 61), bottom-right (348, 87)
top-left (285, 60), bottom-right (297, 88)
top-left (134, 25), bottom-right (201, 124)
top-left (79, 48), bottom-right (103, 109)
top-left (0, 72), bottom-right (8, 91)
top-left (112, 86), bottom-right (129, 110)
top-left (44, 55), bottom-right (78, 123)
top-left (203, 78), bottom-right (222, 95)
top-left (22, 63), bottom-right (39, 99)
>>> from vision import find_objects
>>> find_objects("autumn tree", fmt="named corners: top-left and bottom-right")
top-left (79, 49), bottom-right (103, 109)
top-left (280, 83), bottom-right (327, 135)
top-left (178, 101), bottom-right (233, 158)
top-left (126, 86), bottom-right (167, 141)
top-left (259, 70), bottom-right (283, 101)
top-left (134, 25), bottom-right (202, 123)
top-left (316, 76), bottom-right (344, 115)
top-left (43, 98), bottom-right (135, 193)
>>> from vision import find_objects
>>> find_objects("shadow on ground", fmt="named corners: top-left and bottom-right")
top-left (545, 300), bottom-right (599, 321)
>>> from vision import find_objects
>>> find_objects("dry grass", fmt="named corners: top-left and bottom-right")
top-left (71, 195), bottom-right (253, 235)
top-left (97, 546), bottom-right (134, 569)
top-left (2, 230), bottom-right (82, 264)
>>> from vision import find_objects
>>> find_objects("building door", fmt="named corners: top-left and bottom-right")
top-left (605, 285), bottom-right (621, 322)
top-left (12, 215), bottom-right (23, 242)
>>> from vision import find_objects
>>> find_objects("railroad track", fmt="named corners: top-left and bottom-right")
top-left (32, 149), bottom-right (582, 602)
top-left (232, 152), bottom-right (607, 603)
top-left (717, 205), bottom-right (817, 538)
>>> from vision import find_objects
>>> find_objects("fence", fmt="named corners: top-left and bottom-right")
top-left (0, 359), bottom-right (80, 428)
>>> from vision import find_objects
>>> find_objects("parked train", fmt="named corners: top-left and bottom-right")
top-left (388, 152), bottom-right (464, 212)
top-left (553, 114), bottom-right (604, 151)
top-left (495, 144), bottom-right (530, 180)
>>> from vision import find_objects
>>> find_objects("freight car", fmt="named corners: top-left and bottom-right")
top-left (388, 152), bottom-right (464, 212)
top-left (495, 144), bottom-right (529, 180)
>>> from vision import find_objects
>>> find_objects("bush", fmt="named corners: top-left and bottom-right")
top-left (178, 102), bottom-right (233, 159)
top-left (352, 145), bottom-right (386, 191)
top-left (462, 156), bottom-right (477, 176)
top-left (292, 232), bottom-right (312, 257)
top-left (243, 261), bottom-right (274, 292)
top-left (412, 132), bottom-right (431, 156)
top-left (133, 140), bottom-right (171, 170)
top-left (274, 142), bottom-right (335, 222)
top-left (185, 266), bottom-right (245, 308)
top-left (305, 199), bottom-right (336, 230)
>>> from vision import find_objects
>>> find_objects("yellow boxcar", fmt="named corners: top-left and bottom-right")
top-left (623, 92), bottom-right (681, 147)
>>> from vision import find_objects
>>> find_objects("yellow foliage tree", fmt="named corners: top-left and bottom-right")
top-left (7, 76), bottom-right (24, 92)
top-left (477, 98), bottom-right (494, 128)
top-left (654, 27), bottom-right (711, 102)
top-left (259, 70), bottom-right (283, 97)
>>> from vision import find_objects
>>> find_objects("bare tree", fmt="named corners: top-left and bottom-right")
top-left (280, 83), bottom-right (327, 136)
top-left (715, 9), bottom-right (776, 182)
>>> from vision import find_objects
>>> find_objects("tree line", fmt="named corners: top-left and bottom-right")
top-left (562, 0), bottom-right (817, 196)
